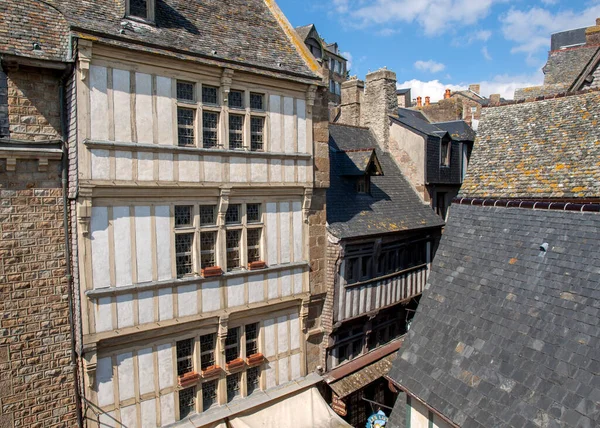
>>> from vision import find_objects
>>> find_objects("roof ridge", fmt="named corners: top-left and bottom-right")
top-left (484, 86), bottom-right (600, 108)
top-left (549, 43), bottom-right (600, 53)
top-left (330, 122), bottom-right (370, 130)
top-left (454, 197), bottom-right (600, 212)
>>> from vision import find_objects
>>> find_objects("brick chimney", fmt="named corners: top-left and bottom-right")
top-left (586, 18), bottom-right (600, 45)
top-left (339, 78), bottom-right (365, 127)
top-left (444, 89), bottom-right (451, 99)
top-left (416, 96), bottom-right (422, 107)
top-left (468, 84), bottom-right (481, 95)
top-left (363, 68), bottom-right (398, 151)
top-left (425, 96), bottom-right (430, 106)
top-left (489, 94), bottom-right (501, 106)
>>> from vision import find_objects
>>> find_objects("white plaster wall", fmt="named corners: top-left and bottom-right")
top-left (410, 399), bottom-right (431, 428)
top-left (141, 399), bottom-right (157, 427)
top-left (157, 343), bottom-right (173, 389)
top-left (112, 206), bottom-right (132, 287)
top-left (135, 206), bottom-right (153, 283)
top-left (137, 152), bottom-right (154, 181)
top-left (290, 313), bottom-right (300, 351)
top-left (267, 272), bottom-right (278, 300)
top-left (279, 202), bottom-right (290, 264)
top-left (120, 404), bottom-right (137, 427)
top-left (269, 95), bottom-right (282, 152)
top-left (91, 207), bottom-right (110, 289)
top-left (160, 393), bottom-right (176, 426)
top-left (293, 268), bottom-right (303, 295)
top-left (112, 69), bottom-right (132, 142)
top-left (283, 97), bottom-right (294, 153)
top-left (279, 356), bottom-right (289, 384)
top-left (138, 290), bottom-right (155, 325)
top-left (284, 159), bottom-right (295, 183)
top-left (281, 274), bottom-right (291, 298)
top-left (266, 203), bottom-right (278, 266)
top-left (156, 76), bottom-right (173, 146)
top-left (116, 294), bottom-right (134, 328)
top-left (291, 353), bottom-right (301, 380)
top-left (98, 412), bottom-right (116, 427)
top-left (90, 65), bottom-right (109, 141)
top-left (202, 281), bottom-right (221, 313)
top-left (177, 284), bottom-right (197, 317)
top-left (390, 123), bottom-right (426, 199)
top-left (96, 297), bottom-right (112, 333)
top-left (117, 352), bottom-right (135, 401)
top-left (158, 153), bottom-right (174, 181)
top-left (227, 276), bottom-right (244, 308)
top-left (270, 159), bottom-right (282, 182)
top-left (138, 347), bottom-right (155, 395)
top-left (158, 287), bottom-right (173, 321)
top-left (96, 356), bottom-right (114, 407)
top-left (230, 157), bottom-right (246, 182)
top-left (297, 160), bottom-right (307, 183)
top-left (292, 202), bottom-right (303, 262)
top-left (297, 99), bottom-right (307, 153)
top-left (266, 363), bottom-right (276, 389)
top-left (179, 154), bottom-right (199, 182)
top-left (248, 275), bottom-right (263, 304)
top-left (135, 73), bottom-right (153, 144)
top-left (277, 316), bottom-right (288, 353)
top-left (91, 149), bottom-right (110, 180)
top-left (204, 156), bottom-right (222, 182)
top-left (264, 318), bottom-right (276, 357)
top-left (155, 205), bottom-right (172, 281)
top-left (115, 151), bottom-right (133, 181)
top-left (250, 158), bottom-right (267, 182)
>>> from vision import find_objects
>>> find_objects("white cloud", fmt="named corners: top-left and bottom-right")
top-left (341, 51), bottom-right (353, 71)
top-left (334, 0), bottom-right (500, 36)
top-left (453, 30), bottom-right (492, 46)
top-left (482, 46), bottom-right (492, 61)
top-left (398, 71), bottom-right (543, 102)
top-left (414, 60), bottom-right (446, 73)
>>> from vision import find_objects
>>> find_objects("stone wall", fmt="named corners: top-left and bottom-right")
top-left (0, 158), bottom-right (77, 428)
top-left (0, 64), bottom-right (8, 138)
top-left (363, 69), bottom-right (398, 151)
top-left (339, 78), bottom-right (364, 127)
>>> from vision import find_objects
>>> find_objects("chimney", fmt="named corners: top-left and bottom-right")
top-left (468, 84), bottom-right (481, 95)
top-left (425, 96), bottom-right (430, 106)
top-left (586, 18), bottom-right (600, 45)
top-left (444, 89), bottom-right (451, 99)
top-left (489, 94), bottom-right (500, 106)
top-left (339, 78), bottom-right (365, 127)
top-left (364, 68), bottom-right (398, 151)
top-left (416, 96), bottom-right (422, 107)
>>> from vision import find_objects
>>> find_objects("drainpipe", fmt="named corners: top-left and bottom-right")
top-left (59, 64), bottom-right (84, 428)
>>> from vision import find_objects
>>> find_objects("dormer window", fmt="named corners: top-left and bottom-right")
top-left (127, 0), bottom-right (155, 22)
top-left (356, 176), bottom-right (371, 194)
top-left (440, 140), bottom-right (451, 167)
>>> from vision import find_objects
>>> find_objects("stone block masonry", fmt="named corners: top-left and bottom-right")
top-left (0, 158), bottom-right (77, 428)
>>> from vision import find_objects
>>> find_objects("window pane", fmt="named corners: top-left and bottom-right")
top-left (228, 90), bottom-right (244, 109)
top-left (245, 323), bottom-right (259, 356)
top-left (177, 81), bottom-right (195, 102)
top-left (176, 338), bottom-right (194, 376)
top-left (202, 86), bottom-right (218, 105)
top-left (175, 206), bottom-right (193, 228)
top-left (250, 93), bottom-right (264, 110)
top-left (227, 373), bottom-right (240, 402)
top-left (129, 0), bottom-right (147, 18)
top-left (225, 204), bottom-right (240, 224)
top-left (247, 367), bottom-right (260, 395)
top-left (250, 117), bottom-right (264, 151)
top-left (179, 387), bottom-right (196, 419)
top-left (200, 231), bottom-right (216, 268)
top-left (229, 114), bottom-right (244, 149)
top-left (175, 233), bottom-right (194, 278)
top-left (200, 205), bottom-right (216, 226)
top-left (177, 108), bottom-right (195, 147)
top-left (225, 327), bottom-right (239, 362)
top-left (200, 333), bottom-right (216, 370)
top-left (247, 204), bottom-right (261, 223)
top-left (361, 256), bottom-right (372, 279)
top-left (226, 230), bottom-right (241, 270)
top-left (247, 229), bottom-right (261, 263)
top-left (202, 380), bottom-right (217, 411)
top-left (202, 111), bottom-right (218, 148)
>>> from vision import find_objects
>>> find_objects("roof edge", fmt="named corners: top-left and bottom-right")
top-left (484, 86), bottom-right (600, 108)
top-left (453, 197), bottom-right (600, 212)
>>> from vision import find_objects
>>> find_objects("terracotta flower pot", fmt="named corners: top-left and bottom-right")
top-left (178, 371), bottom-right (200, 388)
top-left (226, 358), bottom-right (245, 371)
top-left (248, 261), bottom-right (267, 270)
top-left (202, 266), bottom-right (223, 277)
top-left (201, 365), bottom-right (222, 379)
top-left (246, 353), bottom-right (265, 366)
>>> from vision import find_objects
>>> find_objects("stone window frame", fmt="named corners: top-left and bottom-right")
top-left (223, 203), bottom-right (264, 272)
top-left (125, 0), bottom-right (156, 23)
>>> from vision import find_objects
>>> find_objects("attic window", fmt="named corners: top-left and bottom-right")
top-left (356, 176), bottom-right (371, 194)
top-left (440, 140), bottom-right (451, 167)
top-left (127, 0), bottom-right (155, 22)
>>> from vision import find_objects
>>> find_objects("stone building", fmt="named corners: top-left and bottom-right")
top-left (0, 1), bottom-right (79, 426)
top-left (515, 17), bottom-right (600, 99)
top-left (2, 0), bottom-right (349, 427)
top-left (295, 24), bottom-right (348, 106)
top-left (388, 89), bottom-right (600, 427)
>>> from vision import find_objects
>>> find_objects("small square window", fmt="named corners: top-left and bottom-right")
top-left (245, 323), bottom-right (259, 357)
top-left (225, 204), bottom-right (241, 224)
top-left (229, 114), bottom-right (244, 149)
top-left (225, 327), bottom-right (240, 363)
top-left (228, 90), bottom-right (244, 109)
top-left (177, 81), bottom-right (195, 102)
top-left (200, 205), bottom-right (216, 226)
top-left (176, 338), bottom-right (194, 376)
top-left (200, 231), bottom-right (217, 268)
top-left (247, 204), bottom-right (261, 223)
top-left (179, 387), bottom-right (196, 419)
top-left (247, 367), bottom-right (260, 395)
top-left (177, 108), bottom-right (195, 147)
top-left (202, 111), bottom-right (219, 149)
top-left (129, 0), bottom-right (148, 19)
top-left (226, 230), bottom-right (241, 271)
top-left (175, 206), bottom-right (193, 228)
top-left (202, 86), bottom-right (218, 105)
top-left (201, 380), bottom-right (217, 411)
top-left (200, 333), bottom-right (216, 371)
top-left (227, 373), bottom-right (240, 402)
top-left (250, 93), bottom-right (264, 110)
top-left (247, 229), bottom-right (261, 263)
top-left (250, 117), bottom-right (264, 152)
top-left (175, 233), bottom-right (194, 278)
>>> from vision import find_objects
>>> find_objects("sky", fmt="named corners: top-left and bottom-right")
top-left (276, 0), bottom-right (600, 100)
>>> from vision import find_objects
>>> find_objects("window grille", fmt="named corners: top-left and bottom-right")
top-left (246, 204), bottom-right (261, 223)
top-left (247, 229), bottom-right (261, 263)
top-left (226, 230), bottom-right (241, 270)
top-left (250, 117), bottom-right (264, 151)
top-left (226, 373), bottom-right (241, 402)
top-left (200, 205), bottom-right (216, 226)
top-left (175, 233), bottom-right (194, 278)
top-left (201, 380), bottom-right (217, 411)
top-left (228, 90), bottom-right (244, 109)
top-left (225, 204), bottom-right (241, 224)
top-left (200, 333), bottom-right (216, 370)
top-left (202, 86), bottom-right (218, 105)
top-left (177, 108), bottom-right (195, 146)
top-left (176, 338), bottom-right (194, 376)
top-left (246, 367), bottom-right (260, 395)
top-left (229, 114), bottom-right (244, 149)
top-left (202, 111), bottom-right (218, 148)
top-left (177, 81), bottom-right (195, 102)
top-left (179, 387), bottom-right (196, 419)
top-left (245, 323), bottom-right (259, 356)
top-left (225, 327), bottom-right (240, 363)
top-left (200, 232), bottom-right (216, 268)
top-left (175, 206), bottom-right (193, 228)
top-left (129, 0), bottom-right (147, 18)
top-left (250, 93), bottom-right (264, 110)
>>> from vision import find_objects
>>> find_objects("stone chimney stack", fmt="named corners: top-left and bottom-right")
top-left (444, 89), bottom-right (451, 99)
top-left (469, 84), bottom-right (481, 95)
top-left (339, 78), bottom-right (365, 127)
top-left (425, 96), bottom-right (430, 106)
top-left (363, 68), bottom-right (398, 151)
top-left (586, 18), bottom-right (600, 45)
top-left (416, 96), bottom-right (422, 107)
top-left (489, 94), bottom-right (501, 106)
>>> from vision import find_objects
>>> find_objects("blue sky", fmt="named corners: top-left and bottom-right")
top-left (277, 0), bottom-right (600, 100)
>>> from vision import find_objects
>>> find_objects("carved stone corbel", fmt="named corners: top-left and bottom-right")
top-left (78, 39), bottom-right (93, 81)
top-left (38, 158), bottom-right (48, 172)
top-left (83, 347), bottom-right (97, 387)
top-left (300, 297), bottom-right (311, 333)
top-left (217, 187), bottom-right (232, 227)
top-left (218, 314), bottom-right (229, 349)
top-left (5, 157), bottom-right (16, 172)
top-left (306, 85), bottom-right (317, 115)
top-left (77, 189), bottom-right (93, 236)
top-left (302, 188), bottom-right (313, 223)
top-left (220, 68), bottom-right (234, 103)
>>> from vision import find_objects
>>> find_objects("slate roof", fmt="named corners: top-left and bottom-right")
top-left (327, 124), bottom-right (444, 239)
top-left (0, 0), bottom-right (70, 62)
top-left (459, 90), bottom-right (600, 200)
top-left (335, 149), bottom-right (382, 176)
top-left (393, 108), bottom-right (445, 137)
top-left (45, 0), bottom-right (318, 80)
top-left (388, 203), bottom-right (600, 428)
top-left (543, 46), bottom-right (599, 87)
top-left (435, 121), bottom-right (477, 141)
top-left (295, 24), bottom-right (314, 42)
